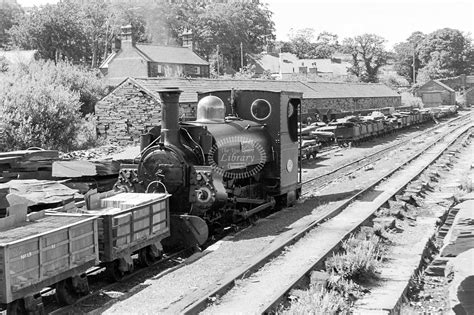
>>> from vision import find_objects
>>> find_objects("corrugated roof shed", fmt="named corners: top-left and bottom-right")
top-left (127, 78), bottom-right (399, 102)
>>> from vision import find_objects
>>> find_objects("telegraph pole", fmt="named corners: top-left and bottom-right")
top-left (412, 44), bottom-right (416, 85)
top-left (216, 44), bottom-right (220, 76)
top-left (240, 42), bottom-right (244, 70)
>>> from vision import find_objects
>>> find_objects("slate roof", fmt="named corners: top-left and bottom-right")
top-left (99, 44), bottom-right (208, 69)
top-left (302, 81), bottom-right (400, 98)
top-left (432, 80), bottom-right (456, 92)
top-left (250, 53), bottom-right (350, 76)
top-left (136, 44), bottom-right (208, 65)
top-left (115, 77), bottom-right (399, 103)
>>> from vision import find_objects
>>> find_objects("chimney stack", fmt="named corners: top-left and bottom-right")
top-left (181, 30), bottom-right (194, 50)
top-left (157, 88), bottom-right (183, 147)
top-left (120, 24), bottom-right (134, 49)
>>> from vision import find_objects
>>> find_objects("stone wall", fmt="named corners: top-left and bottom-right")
top-left (96, 80), bottom-right (196, 144)
top-left (96, 82), bottom-right (402, 143)
top-left (301, 96), bottom-right (401, 115)
top-left (465, 89), bottom-right (474, 106)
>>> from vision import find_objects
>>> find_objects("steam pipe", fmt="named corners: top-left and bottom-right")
top-left (157, 87), bottom-right (183, 146)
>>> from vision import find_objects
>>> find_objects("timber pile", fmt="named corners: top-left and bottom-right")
top-left (52, 159), bottom-right (121, 193)
top-left (0, 179), bottom-right (82, 217)
top-left (0, 149), bottom-right (58, 183)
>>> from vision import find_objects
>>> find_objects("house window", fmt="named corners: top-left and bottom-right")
top-left (184, 65), bottom-right (201, 76)
top-left (148, 63), bottom-right (164, 77)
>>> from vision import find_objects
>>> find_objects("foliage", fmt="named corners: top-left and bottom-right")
top-left (0, 55), bottom-right (8, 72)
top-left (281, 29), bottom-right (340, 59)
top-left (0, 73), bottom-right (82, 151)
top-left (401, 92), bottom-right (423, 108)
top-left (0, 60), bottom-right (106, 151)
top-left (8, 2), bottom-right (88, 63)
top-left (394, 29), bottom-right (473, 84)
top-left (192, 1), bottom-right (275, 72)
top-left (393, 31), bottom-right (425, 83)
top-left (379, 73), bottom-right (409, 89)
top-left (342, 34), bottom-right (388, 83)
top-left (8, 0), bottom-right (148, 67)
top-left (417, 28), bottom-right (473, 79)
top-left (0, 1), bottom-right (23, 49)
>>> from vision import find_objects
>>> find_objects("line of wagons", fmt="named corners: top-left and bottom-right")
top-left (299, 106), bottom-right (458, 159)
top-left (0, 191), bottom-right (171, 314)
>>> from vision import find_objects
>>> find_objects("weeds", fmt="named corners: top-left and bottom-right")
top-left (281, 286), bottom-right (350, 315)
top-left (325, 234), bottom-right (385, 283)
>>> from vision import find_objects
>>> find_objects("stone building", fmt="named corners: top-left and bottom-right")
top-left (465, 88), bottom-right (474, 106)
top-left (99, 25), bottom-right (209, 86)
top-left (95, 77), bottom-right (401, 144)
top-left (416, 80), bottom-right (456, 107)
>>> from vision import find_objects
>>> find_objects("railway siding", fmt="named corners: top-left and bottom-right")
top-left (101, 116), bottom-right (471, 315)
top-left (199, 124), bottom-right (472, 314)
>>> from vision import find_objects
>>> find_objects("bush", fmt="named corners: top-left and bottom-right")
top-left (0, 60), bottom-right (106, 151)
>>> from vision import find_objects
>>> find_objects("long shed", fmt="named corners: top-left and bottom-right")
top-left (95, 77), bottom-right (401, 144)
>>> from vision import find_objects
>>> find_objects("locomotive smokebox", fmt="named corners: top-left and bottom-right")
top-left (157, 87), bottom-right (183, 146)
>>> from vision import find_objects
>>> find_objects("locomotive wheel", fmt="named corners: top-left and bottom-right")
top-left (56, 279), bottom-right (79, 305)
top-left (7, 299), bottom-right (26, 315)
top-left (105, 260), bottom-right (125, 282)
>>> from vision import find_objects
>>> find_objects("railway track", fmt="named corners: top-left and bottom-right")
top-left (41, 113), bottom-right (471, 314)
top-left (301, 113), bottom-right (470, 195)
top-left (179, 116), bottom-right (472, 314)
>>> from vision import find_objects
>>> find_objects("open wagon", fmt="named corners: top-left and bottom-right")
top-left (81, 192), bottom-right (171, 281)
top-left (0, 210), bottom-right (99, 314)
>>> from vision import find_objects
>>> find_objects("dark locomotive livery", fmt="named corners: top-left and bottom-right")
top-left (115, 88), bottom-right (303, 245)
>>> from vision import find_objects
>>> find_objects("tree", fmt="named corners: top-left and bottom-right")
top-left (8, 1), bottom-right (88, 63)
top-left (192, 1), bottom-right (275, 72)
top-left (0, 1), bottom-right (23, 49)
top-left (313, 31), bottom-right (340, 58)
top-left (8, 0), bottom-right (149, 67)
top-left (416, 28), bottom-right (473, 79)
top-left (393, 31), bottom-right (425, 83)
top-left (287, 28), bottom-right (317, 59)
top-left (342, 34), bottom-right (388, 83)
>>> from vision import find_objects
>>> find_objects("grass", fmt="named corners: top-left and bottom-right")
top-left (281, 286), bottom-right (350, 315)
top-left (325, 234), bottom-right (385, 283)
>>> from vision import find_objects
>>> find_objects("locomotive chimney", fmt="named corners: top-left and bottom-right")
top-left (157, 87), bottom-right (183, 146)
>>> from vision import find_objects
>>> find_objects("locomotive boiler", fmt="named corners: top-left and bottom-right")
top-left (115, 88), bottom-right (303, 246)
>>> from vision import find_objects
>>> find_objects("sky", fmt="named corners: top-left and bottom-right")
top-left (16, 0), bottom-right (474, 50)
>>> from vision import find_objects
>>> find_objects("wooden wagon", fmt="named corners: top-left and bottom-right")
top-left (0, 209), bottom-right (99, 313)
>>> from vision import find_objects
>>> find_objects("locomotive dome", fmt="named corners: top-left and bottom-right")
top-left (196, 95), bottom-right (226, 122)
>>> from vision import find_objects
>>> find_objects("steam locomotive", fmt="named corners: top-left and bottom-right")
top-left (115, 88), bottom-right (303, 246)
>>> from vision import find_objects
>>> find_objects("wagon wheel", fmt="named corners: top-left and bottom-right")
top-left (138, 246), bottom-right (159, 267)
top-left (106, 260), bottom-right (125, 282)
top-left (56, 279), bottom-right (80, 305)
top-left (7, 299), bottom-right (26, 315)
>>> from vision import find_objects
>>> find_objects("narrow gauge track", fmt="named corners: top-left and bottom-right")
top-left (181, 116), bottom-right (472, 314)
top-left (42, 114), bottom-right (469, 314)
top-left (301, 113), bottom-right (469, 195)
top-left (46, 248), bottom-right (193, 315)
